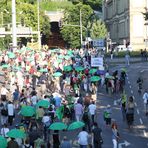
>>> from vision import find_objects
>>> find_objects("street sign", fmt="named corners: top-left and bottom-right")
top-left (93, 39), bottom-right (105, 47)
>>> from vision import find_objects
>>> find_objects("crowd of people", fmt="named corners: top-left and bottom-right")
top-left (0, 46), bottom-right (146, 148)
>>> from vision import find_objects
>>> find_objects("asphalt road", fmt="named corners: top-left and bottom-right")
top-left (0, 62), bottom-right (148, 148)
top-left (97, 62), bottom-right (148, 148)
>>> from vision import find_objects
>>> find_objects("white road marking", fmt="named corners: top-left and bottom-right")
top-left (140, 70), bottom-right (145, 73)
top-left (133, 96), bottom-right (135, 99)
top-left (129, 85), bottom-right (131, 88)
top-left (128, 81), bottom-right (130, 84)
top-left (137, 109), bottom-right (140, 114)
top-left (134, 102), bottom-right (137, 106)
top-left (131, 90), bottom-right (133, 94)
top-left (140, 118), bottom-right (143, 124)
top-left (143, 130), bottom-right (147, 137)
top-left (127, 77), bottom-right (129, 79)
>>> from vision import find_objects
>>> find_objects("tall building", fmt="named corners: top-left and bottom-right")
top-left (103, 0), bottom-right (148, 50)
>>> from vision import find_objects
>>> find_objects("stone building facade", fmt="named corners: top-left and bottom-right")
top-left (103, 0), bottom-right (148, 50)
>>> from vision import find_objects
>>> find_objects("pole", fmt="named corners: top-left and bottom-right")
top-left (37, 0), bottom-right (41, 50)
top-left (12, 0), bottom-right (17, 51)
top-left (1, 12), bottom-right (3, 26)
top-left (80, 9), bottom-right (83, 48)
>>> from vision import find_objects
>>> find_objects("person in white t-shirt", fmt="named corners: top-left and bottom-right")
top-left (88, 101), bottom-right (96, 123)
top-left (31, 95), bottom-right (38, 106)
top-left (7, 101), bottom-right (15, 126)
top-left (1, 85), bottom-right (9, 101)
top-left (78, 127), bottom-right (89, 147)
top-left (143, 90), bottom-right (148, 115)
top-left (1, 124), bottom-right (9, 138)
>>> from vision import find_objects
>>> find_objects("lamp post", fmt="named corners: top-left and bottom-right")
top-left (37, 0), bottom-right (41, 50)
top-left (12, 0), bottom-right (17, 51)
top-left (80, 9), bottom-right (83, 47)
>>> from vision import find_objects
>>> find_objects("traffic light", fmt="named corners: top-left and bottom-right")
top-left (21, 18), bottom-right (24, 26)
top-left (58, 19), bottom-right (62, 28)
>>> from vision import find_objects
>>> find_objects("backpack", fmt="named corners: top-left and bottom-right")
top-left (24, 145), bottom-right (31, 148)
top-left (1, 109), bottom-right (8, 116)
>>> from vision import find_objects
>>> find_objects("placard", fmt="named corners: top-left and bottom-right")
top-left (91, 57), bottom-right (103, 67)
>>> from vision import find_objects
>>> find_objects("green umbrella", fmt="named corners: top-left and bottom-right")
top-left (105, 75), bottom-right (114, 79)
top-left (7, 129), bottom-right (26, 138)
top-left (0, 136), bottom-right (7, 148)
top-left (7, 52), bottom-right (15, 58)
top-left (1, 64), bottom-right (9, 68)
top-left (36, 100), bottom-right (50, 108)
top-left (90, 76), bottom-right (101, 82)
top-left (49, 122), bottom-right (67, 130)
top-left (26, 47), bottom-right (32, 51)
top-left (58, 55), bottom-right (64, 59)
top-left (53, 72), bottom-right (63, 77)
top-left (64, 55), bottom-right (71, 60)
top-left (20, 106), bottom-right (35, 117)
top-left (68, 121), bottom-right (85, 130)
top-left (57, 59), bottom-right (62, 63)
top-left (64, 65), bottom-right (72, 72)
top-left (75, 66), bottom-right (84, 72)
top-left (13, 66), bottom-right (22, 71)
top-left (26, 57), bottom-right (34, 62)
top-left (89, 68), bottom-right (97, 74)
top-left (121, 68), bottom-right (126, 72)
top-left (39, 69), bottom-right (48, 73)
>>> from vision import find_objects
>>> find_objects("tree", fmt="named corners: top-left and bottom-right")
top-left (60, 3), bottom-right (94, 48)
top-left (90, 19), bottom-right (107, 39)
top-left (0, 1), bottom-right (51, 49)
top-left (70, 0), bottom-right (102, 11)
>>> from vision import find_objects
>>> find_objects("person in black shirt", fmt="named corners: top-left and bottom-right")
top-left (92, 122), bottom-right (103, 148)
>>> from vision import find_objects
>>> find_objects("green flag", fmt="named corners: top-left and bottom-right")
top-left (56, 106), bottom-right (64, 120)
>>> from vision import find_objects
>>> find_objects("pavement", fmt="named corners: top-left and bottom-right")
top-left (105, 57), bottom-right (143, 64)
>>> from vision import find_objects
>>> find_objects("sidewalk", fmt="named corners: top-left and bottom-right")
top-left (105, 57), bottom-right (144, 64)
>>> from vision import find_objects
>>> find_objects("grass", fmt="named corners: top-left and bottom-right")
top-left (40, 0), bottom-right (73, 11)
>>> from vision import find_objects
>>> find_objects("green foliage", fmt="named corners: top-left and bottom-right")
top-left (60, 3), bottom-right (93, 48)
top-left (40, 1), bottom-right (73, 11)
top-left (70, 0), bottom-right (102, 11)
top-left (90, 19), bottom-right (107, 39)
top-left (0, 1), bottom-right (51, 49)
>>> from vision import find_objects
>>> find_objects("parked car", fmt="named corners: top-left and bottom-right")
top-left (114, 45), bottom-right (132, 52)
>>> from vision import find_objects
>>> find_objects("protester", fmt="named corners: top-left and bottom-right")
top-left (112, 122), bottom-right (120, 148)
top-left (92, 122), bottom-right (103, 148)
top-left (61, 136), bottom-right (72, 148)
top-left (142, 90), bottom-right (148, 116)
top-left (78, 127), bottom-right (89, 148)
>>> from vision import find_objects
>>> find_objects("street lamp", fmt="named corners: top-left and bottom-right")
top-left (80, 9), bottom-right (83, 47)
top-left (37, 0), bottom-right (41, 50)
top-left (12, 0), bottom-right (17, 51)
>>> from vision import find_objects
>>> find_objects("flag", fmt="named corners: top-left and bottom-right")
top-left (56, 106), bottom-right (64, 120)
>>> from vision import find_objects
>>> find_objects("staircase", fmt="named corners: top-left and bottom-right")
top-left (48, 32), bottom-right (65, 48)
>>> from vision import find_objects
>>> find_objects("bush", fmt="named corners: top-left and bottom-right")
top-left (105, 51), bottom-right (141, 57)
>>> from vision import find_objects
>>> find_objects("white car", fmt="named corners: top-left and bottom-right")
top-left (115, 45), bottom-right (132, 52)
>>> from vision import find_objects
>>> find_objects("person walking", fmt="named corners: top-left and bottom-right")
top-left (74, 100), bottom-right (83, 121)
top-left (126, 96), bottom-right (135, 128)
top-left (88, 101), bottom-right (96, 123)
top-left (52, 130), bottom-right (60, 148)
top-left (103, 105), bottom-right (112, 126)
top-left (143, 90), bottom-right (148, 116)
top-left (1, 123), bottom-right (9, 138)
top-left (78, 127), bottom-right (89, 148)
top-left (7, 138), bottom-right (19, 148)
top-left (61, 136), bottom-right (72, 148)
top-left (92, 122), bottom-right (103, 148)
top-left (7, 101), bottom-right (15, 126)
top-left (112, 122), bottom-right (120, 148)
